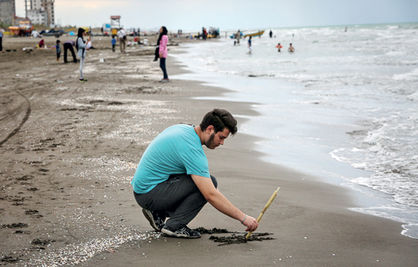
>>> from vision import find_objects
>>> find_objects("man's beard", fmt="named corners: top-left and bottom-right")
top-left (205, 133), bottom-right (216, 149)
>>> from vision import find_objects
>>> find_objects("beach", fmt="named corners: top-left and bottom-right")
top-left (1, 34), bottom-right (418, 266)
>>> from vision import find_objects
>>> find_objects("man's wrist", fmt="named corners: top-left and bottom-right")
top-left (240, 214), bottom-right (247, 225)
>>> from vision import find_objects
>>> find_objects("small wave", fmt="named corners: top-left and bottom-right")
top-left (393, 68), bottom-right (418, 81)
top-left (247, 73), bottom-right (276, 78)
top-left (407, 91), bottom-right (418, 101)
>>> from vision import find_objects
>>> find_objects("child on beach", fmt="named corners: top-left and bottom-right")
top-left (55, 40), bottom-right (61, 61)
top-left (38, 39), bottom-right (45, 48)
top-left (111, 36), bottom-right (116, 52)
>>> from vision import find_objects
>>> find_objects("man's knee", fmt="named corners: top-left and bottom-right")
top-left (210, 175), bottom-right (218, 188)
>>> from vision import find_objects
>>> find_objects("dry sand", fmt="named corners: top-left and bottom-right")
top-left (1, 35), bottom-right (417, 266)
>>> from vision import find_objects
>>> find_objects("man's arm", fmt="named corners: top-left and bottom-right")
top-left (191, 174), bottom-right (258, 231)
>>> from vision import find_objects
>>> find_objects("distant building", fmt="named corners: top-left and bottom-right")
top-left (25, 0), bottom-right (55, 26)
top-left (0, 0), bottom-right (16, 25)
top-left (26, 9), bottom-right (46, 25)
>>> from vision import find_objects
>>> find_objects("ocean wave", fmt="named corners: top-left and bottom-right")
top-left (393, 68), bottom-right (418, 81)
top-left (332, 114), bottom-right (418, 208)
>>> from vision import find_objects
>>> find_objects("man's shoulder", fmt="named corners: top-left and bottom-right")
top-left (164, 124), bottom-right (193, 135)
top-left (160, 124), bottom-right (197, 145)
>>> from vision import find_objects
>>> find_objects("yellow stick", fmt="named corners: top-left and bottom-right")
top-left (245, 186), bottom-right (280, 240)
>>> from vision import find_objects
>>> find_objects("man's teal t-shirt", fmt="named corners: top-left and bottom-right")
top-left (131, 124), bottom-right (210, 194)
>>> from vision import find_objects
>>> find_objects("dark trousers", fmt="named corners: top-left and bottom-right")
top-left (0, 37), bottom-right (2, 51)
top-left (159, 57), bottom-right (168, 79)
top-left (63, 43), bottom-right (77, 63)
top-left (134, 174), bottom-right (217, 229)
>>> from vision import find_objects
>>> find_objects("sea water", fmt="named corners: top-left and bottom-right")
top-left (171, 23), bottom-right (418, 239)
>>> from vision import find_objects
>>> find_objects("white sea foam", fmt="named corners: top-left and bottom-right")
top-left (393, 68), bottom-right (418, 81)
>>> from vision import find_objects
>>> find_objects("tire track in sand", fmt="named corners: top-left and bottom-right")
top-left (0, 90), bottom-right (31, 146)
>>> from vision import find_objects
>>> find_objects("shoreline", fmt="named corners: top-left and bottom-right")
top-left (1, 37), bottom-right (417, 266)
top-left (171, 39), bottom-right (418, 240)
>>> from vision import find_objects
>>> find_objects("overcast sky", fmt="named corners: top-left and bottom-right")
top-left (15, 0), bottom-right (418, 31)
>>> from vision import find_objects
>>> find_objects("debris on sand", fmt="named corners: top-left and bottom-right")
top-left (194, 227), bottom-right (274, 246)
top-left (194, 227), bottom-right (230, 234)
top-left (1, 223), bottom-right (28, 228)
top-left (210, 232), bottom-right (274, 246)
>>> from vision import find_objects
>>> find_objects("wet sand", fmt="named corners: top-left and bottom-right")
top-left (1, 36), bottom-right (417, 266)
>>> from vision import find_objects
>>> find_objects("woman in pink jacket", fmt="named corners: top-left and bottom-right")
top-left (158, 26), bottom-right (169, 82)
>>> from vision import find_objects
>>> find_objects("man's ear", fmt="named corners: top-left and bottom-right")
top-left (206, 125), bottom-right (215, 134)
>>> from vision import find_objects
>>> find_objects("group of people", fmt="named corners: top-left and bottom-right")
top-left (48, 26), bottom-right (169, 83)
top-left (246, 39), bottom-right (295, 53)
top-left (276, 42), bottom-right (295, 53)
top-left (234, 29), bottom-right (296, 54)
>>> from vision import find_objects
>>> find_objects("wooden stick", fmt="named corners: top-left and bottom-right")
top-left (245, 186), bottom-right (280, 240)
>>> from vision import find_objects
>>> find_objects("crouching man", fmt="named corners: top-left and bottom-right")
top-left (131, 109), bottom-right (258, 238)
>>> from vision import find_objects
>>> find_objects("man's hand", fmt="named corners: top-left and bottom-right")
top-left (242, 215), bottom-right (258, 232)
top-left (191, 174), bottom-right (259, 231)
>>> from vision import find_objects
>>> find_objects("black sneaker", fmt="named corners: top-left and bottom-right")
top-left (161, 225), bottom-right (201, 239)
top-left (142, 209), bottom-right (165, 231)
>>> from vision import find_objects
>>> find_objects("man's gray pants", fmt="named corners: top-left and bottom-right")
top-left (133, 174), bottom-right (217, 230)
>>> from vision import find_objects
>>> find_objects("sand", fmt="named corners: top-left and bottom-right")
top-left (1, 35), bottom-right (417, 266)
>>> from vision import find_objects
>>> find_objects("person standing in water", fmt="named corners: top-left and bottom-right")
top-left (236, 30), bottom-right (241, 45)
top-left (248, 36), bottom-right (252, 54)
top-left (276, 42), bottom-right (283, 52)
top-left (288, 43), bottom-right (295, 53)
top-left (157, 26), bottom-right (169, 82)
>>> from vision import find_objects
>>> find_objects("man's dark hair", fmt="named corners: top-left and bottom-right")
top-left (200, 109), bottom-right (237, 135)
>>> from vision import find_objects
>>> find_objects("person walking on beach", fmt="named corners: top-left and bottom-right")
top-left (117, 28), bottom-right (126, 53)
top-left (63, 40), bottom-right (77, 63)
top-left (288, 43), bottom-right (295, 53)
top-left (55, 40), bottom-right (61, 62)
top-left (157, 26), bottom-right (169, 82)
top-left (269, 29), bottom-right (273, 38)
top-left (132, 109), bottom-right (259, 238)
top-left (0, 28), bottom-right (3, 52)
top-left (76, 28), bottom-right (91, 82)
